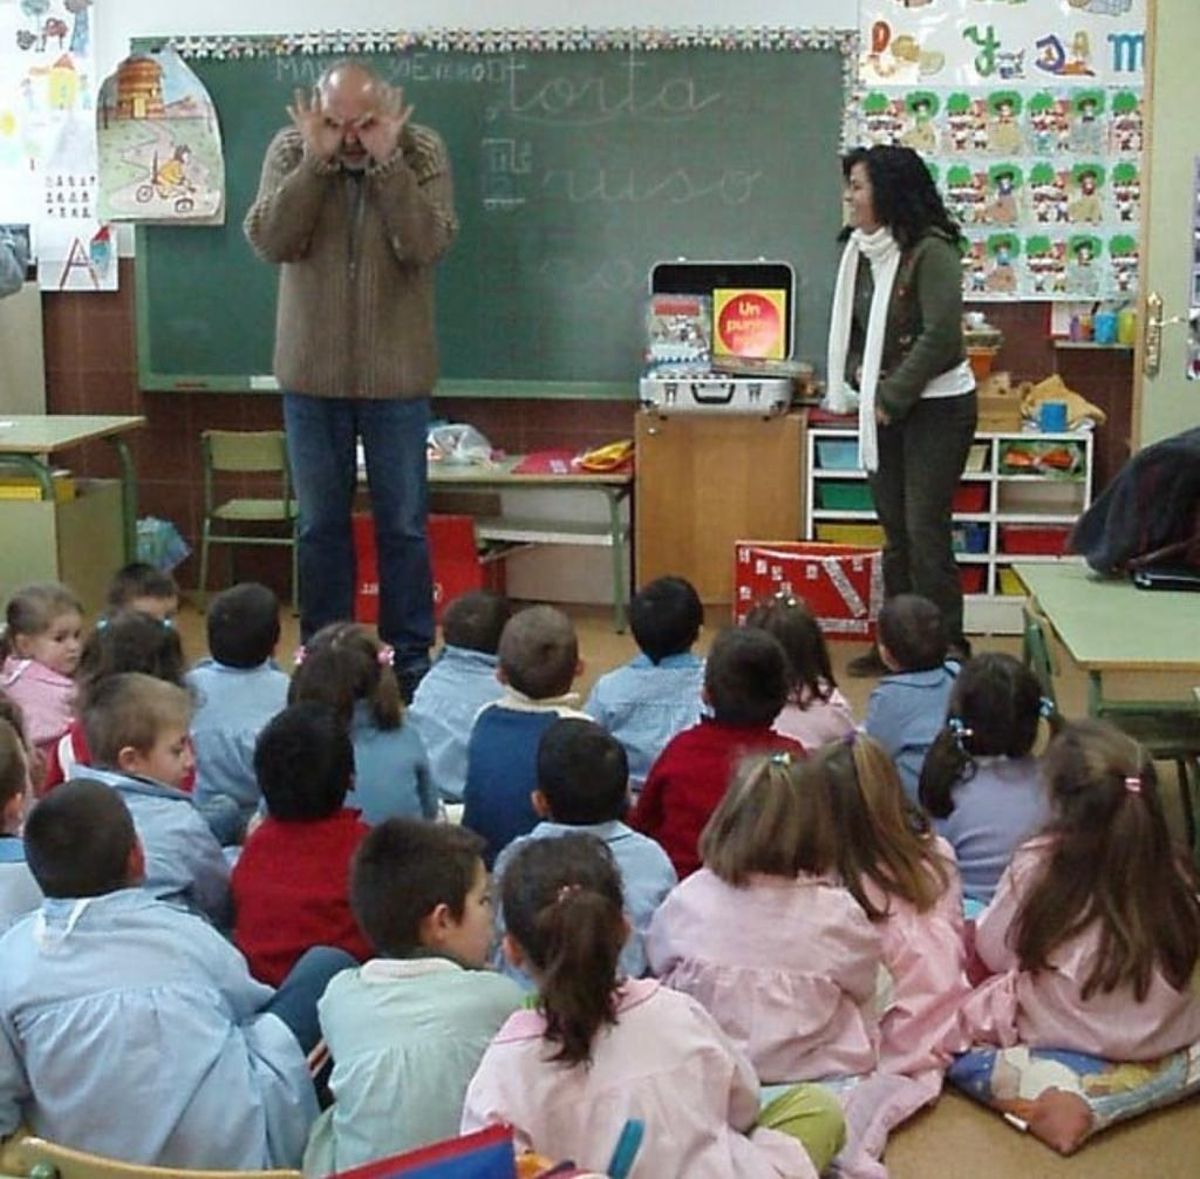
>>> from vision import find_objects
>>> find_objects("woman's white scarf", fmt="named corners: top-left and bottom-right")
top-left (825, 227), bottom-right (902, 473)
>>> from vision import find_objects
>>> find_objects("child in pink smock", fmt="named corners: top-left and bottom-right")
top-left (962, 719), bottom-right (1200, 1061)
top-left (463, 834), bottom-right (847, 1179)
top-left (0, 583), bottom-right (82, 755)
top-left (744, 595), bottom-right (856, 749)
top-left (647, 751), bottom-right (882, 1083)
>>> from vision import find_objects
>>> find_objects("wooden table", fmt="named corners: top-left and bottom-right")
top-left (428, 457), bottom-right (633, 630)
top-left (1013, 561), bottom-right (1200, 712)
top-left (0, 415), bottom-right (145, 560)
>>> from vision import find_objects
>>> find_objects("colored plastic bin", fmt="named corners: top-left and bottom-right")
top-left (959, 565), bottom-right (986, 594)
top-left (951, 522), bottom-right (989, 554)
top-left (998, 567), bottom-right (1026, 596)
top-left (999, 523), bottom-right (1071, 555)
top-left (951, 483), bottom-right (989, 513)
top-left (817, 482), bottom-right (874, 510)
top-left (815, 438), bottom-right (861, 470)
top-left (816, 522), bottom-right (885, 545)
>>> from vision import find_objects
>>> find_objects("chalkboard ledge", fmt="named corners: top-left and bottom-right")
top-left (138, 374), bottom-right (639, 400)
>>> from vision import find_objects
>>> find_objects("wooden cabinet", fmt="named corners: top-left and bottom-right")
top-left (635, 412), bottom-right (805, 603)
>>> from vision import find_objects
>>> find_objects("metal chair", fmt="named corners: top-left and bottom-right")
top-left (198, 430), bottom-right (297, 612)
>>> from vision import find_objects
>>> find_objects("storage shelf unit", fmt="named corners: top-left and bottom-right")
top-left (805, 428), bottom-right (1094, 635)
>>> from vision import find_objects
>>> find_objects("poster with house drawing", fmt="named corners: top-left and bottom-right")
top-left (96, 47), bottom-right (224, 223)
top-left (0, 0), bottom-right (117, 290)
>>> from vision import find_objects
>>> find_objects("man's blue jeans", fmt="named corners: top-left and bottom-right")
top-left (283, 393), bottom-right (434, 672)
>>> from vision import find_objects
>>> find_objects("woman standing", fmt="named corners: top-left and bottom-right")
top-left (826, 145), bottom-right (977, 674)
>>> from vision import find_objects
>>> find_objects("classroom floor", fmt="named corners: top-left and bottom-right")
top-left (173, 598), bottom-right (1200, 1178)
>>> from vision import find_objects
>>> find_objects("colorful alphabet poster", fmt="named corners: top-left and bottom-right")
top-left (0, 0), bottom-right (115, 290)
top-left (859, 0), bottom-right (1145, 301)
top-left (96, 47), bottom-right (225, 224)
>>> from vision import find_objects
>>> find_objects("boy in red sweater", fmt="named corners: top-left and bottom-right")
top-left (232, 701), bottom-right (371, 984)
top-left (631, 627), bottom-right (803, 878)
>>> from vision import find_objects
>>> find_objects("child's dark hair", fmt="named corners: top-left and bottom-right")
top-left (75, 611), bottom-right (186, 714)
top-left (497, 606), bottom-right (578, 700)
top-left (351, 818), bottom-right (486, 956)
top-left (704, 627), bottom-right (789, 727)
top-left (1014, 720), bottom-right (1200, 1001)
top-left (1, 582), bottom-right (82, 662)
top-left (821, 734), bottom-right (951, 919)
top-left (0, 691), bottom-right (28, 748)
top-left (206, 582), bottom-right (281, 669)
top-left (877, 594), bottom-right (947, 673)
top-left (0, 717), bottom-right (27, 813)
top-left (441, 590), bottom-right (512, 655)
top-left (743, 595), bottom-right (837, 709)
top-left (254, 702), bottom-right (354, 821)
top-left (105, 562), bottom-right (179, 613)
top-left (537, 718), bottom-right (629, 825)
top-left (501, 834), bottom-right (626, 1066)
top-left (628, 576), bottom-right (703, 664)
top-left (289, 622), bottom-right (403, 730)
top-left (25, 778), bottom-right (137, 898)
top-left (82, 673), bottom-right (192, 767)
top-left (919, 653), bottom-right (1058, 820)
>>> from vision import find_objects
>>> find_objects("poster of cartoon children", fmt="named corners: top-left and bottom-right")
top-left (96, 48), bottom-right (224, 223)
top-left (858, 0), bottom-right (1146, 300)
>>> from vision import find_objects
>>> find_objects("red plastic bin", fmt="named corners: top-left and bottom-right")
top-left (951, 484), bottom-right (989, 513)
top-left (959, 565), bottom-right (986, 594)
top-left (998, 523), bottom-right (1071, 555)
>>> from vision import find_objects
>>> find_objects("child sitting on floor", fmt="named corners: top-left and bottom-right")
top-left (0, 780), bottom-right (342, 1169)
top-left (105, 562), bottom-right (180, 622)
top-left (647, 751), bottom-right (881, 1083)
top-left (409, 590), bottom-right (511, 806)
top-left (585, 576), bottom-right (705, 791)
top-left (919, 653), bottom-right (1055, 911)
top-left (463, 834), bottom-right (846, 1178)
top-left (232, 702), bottom-right (371, 986)
top-left (743, 594), bottom-right (855, 750)
top-left (864, 594), bottom-right (959, 801)
top-left (304, 820), bottom-right (522, 1175)
top-left (0, 715), bottom-right (40, 926)
top-left (961, 720), bottom-right (1200, 1062)
top-left (0, 582), bottom-right (83, 755)
top-left (492, 718), bottom-right (676, 986)
top-left (462, 606), bottom-right (589, 867)
top-left (630, 627), bottom-right (802, 878)
top-left (290, 623), bottom-right (435, 824)
top-left (80, 672), bottom-right (229, 924)
top-left (188, 582), bottom-right (290, 844)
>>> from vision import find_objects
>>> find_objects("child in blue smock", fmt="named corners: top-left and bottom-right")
top-left (585, 576), bottom-right (705, 791)
top-left (919, 652), bottom-right (1055, 912)
top-left (290, 622), bottom-right (436, 824)
top-left (0, 781), bottom-right (351, 1169)
top-left (187, 582), bottom-right (290, 844)
top-left (864, 594), bottom-right (960, 802)
top-left (79, 672), bottom-right (230, 925)
top-left (0, 713), bottom-right (39, 927)
top-left (304, 819), bottom-right (522, 1175)
top-left (492, 717), bottom-right (677, 987)
top-left (409, 590), bottom-right (511, 805)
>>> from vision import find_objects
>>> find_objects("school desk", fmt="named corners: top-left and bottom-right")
top-left (1013, 561), bottom-right (1200, 713)
top-left (427, 457), bottom-right (633, 631)
top-left (0, 414), bottom-right (145, 612)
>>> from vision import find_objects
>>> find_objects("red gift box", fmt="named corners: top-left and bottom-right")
top-left (734, 540), bottom-right (884, 640)
top-left (354, 513), bottom-right (485, 626)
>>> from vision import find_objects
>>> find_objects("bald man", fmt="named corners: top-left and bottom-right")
top-left (245, 61), bottom-right (457, 697)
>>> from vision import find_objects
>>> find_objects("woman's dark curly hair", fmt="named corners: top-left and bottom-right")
top-left (842, 145), bottom-right (963, 251)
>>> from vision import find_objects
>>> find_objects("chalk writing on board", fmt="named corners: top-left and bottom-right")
top-left (538, 256), bottom-right (640, 293)
top-left (481, 137), bottom-right (532, 211)
top-left (540, 167), bottom-right (763, 206)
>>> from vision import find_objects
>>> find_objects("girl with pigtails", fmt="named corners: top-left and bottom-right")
top-left (462, 833), bottom-right (847, 1179)
top-left (961, 719), bottom-right (1200, 1060)
top-left (918, 652), bottom-right (1059, 912)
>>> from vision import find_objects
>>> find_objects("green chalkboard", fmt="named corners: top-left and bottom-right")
top-left (134, 38), bottom-right (850, 396)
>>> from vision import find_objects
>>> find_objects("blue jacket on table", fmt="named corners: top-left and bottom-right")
top-left (83, 766), bottom-right (230, 926)
top-left (584, 652), bottom-right (705, 790)
top-left (864, 662), bottom-right (959, 803)
top-left (408, 645), bottom-right (505, 803)
top-left (461, 689), bottom-right (589, 867)
top-left (0, 888), bottom-right (315, 1168)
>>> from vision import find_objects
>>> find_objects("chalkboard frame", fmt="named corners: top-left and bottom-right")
top-left (131, 28), bottom-right (859, 397)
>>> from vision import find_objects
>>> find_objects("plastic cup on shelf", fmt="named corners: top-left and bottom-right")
top-left (1038, 401), bottom-right (1069, 433)
top-left (1093, 311), bottom-right (1117, 345)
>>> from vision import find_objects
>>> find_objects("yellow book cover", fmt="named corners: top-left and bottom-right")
top-left (712, 288), bottom-right (787, 359)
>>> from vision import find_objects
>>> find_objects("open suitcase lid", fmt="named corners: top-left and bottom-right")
top-left (649, 259), bottom-right (797, 361)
